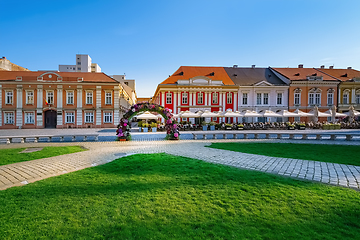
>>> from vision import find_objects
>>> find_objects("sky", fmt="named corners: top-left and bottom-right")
top-left (1, 0), bottom-right (360, 97)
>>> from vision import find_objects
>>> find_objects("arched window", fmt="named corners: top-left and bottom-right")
top-left (294, 88), bottom-right (301, 106)
top-left (327, 88), bottom-right (334, 106)
top-left (356, 89), bottom-right (360, 104)
top-left (308, 88), bottom-right (321, 106)
top-left (342, 89), bottom-right (350, 104)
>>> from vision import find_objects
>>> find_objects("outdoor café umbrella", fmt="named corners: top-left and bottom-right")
top-left (309, 106), bottom-right (331, 122)
top-left (325, 107), bottom-right (347, 122)
top-left (277, 110), bottom-right (300, 118)
top-left (200, 110), bottom-right (220, 118)
top-left (293, 109), bottom-right (314, 117)
top-left (179, 111), bottom-right (201, 118)
top-left (242, 110), bottom-right (262, 117)
top-left (136, 111), bottom-right (158, 120)
top-left (223, 110), bottom-right (243, 117)
top-left (260, 110), bottom-right (282, 118)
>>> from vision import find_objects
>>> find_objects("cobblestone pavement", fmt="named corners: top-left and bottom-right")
top-left (0, 139), bottom-right (360, 190)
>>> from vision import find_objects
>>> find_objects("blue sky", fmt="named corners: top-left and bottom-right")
top-left (1, 0), bottom-right (360, 97)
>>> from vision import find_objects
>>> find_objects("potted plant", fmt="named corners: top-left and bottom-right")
top-left (209, 121), bottom-right (216, 131)
top-left (237, 124), bottom-right (244, 130)
top-left (295, 122), bottom-right (306, 130)
top-left (201, 121), bottom-right (208, 131)
top-left (138, 121), bottom-right (143, 132)
top-left (225, 124), bottom-right (233, 130)
top-left (143, 123), bottom-right (149, 132)
top-left (286, 122), bottom-right (295, 130)
top-left (150, 122), bottom-right (157, 132)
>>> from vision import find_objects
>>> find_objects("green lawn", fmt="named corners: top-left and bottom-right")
top-left (208, 142), bottom-right (360, 166)
top-left (0, 153), bottom-right (359, 239)
top-left (0, 146), bottom-right (86, 166)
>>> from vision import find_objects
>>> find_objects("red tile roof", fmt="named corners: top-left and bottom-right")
top-left (160, 66), bottom-right (235, 85)
top-left (272, 68), bottom-right (338, 81)
top-left (0, 71), bottom-right (118, 83)
top-left (315, 68), bottom-right (360, 81)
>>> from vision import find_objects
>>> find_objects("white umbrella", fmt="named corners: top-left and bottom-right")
top-left (260, 110), bottom-right (282, 118)
top-left (180, 111), bottom-right (201, 118)
top-left (309, 110), bottom-right (332, 118)
top-left (172, 111), bottom-right (184, 118)
top-left (201, 110), bottom-right (220, 118)
top-left (277, 110), bottom-right (300, 117)
top-left (223, 110), bottom-right (243, 117)
top-left (242, 110), bottom-right (262, 117)
top-left (293, 109), bottom-right (314, 117)
top-left (136, 111), bottom-right (158, 120)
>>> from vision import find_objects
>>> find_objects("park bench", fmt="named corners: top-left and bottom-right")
top-left (0, 134), bottom-right (99, 144)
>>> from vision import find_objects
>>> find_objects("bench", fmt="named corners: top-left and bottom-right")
top-left (192, 132), bottom-right (360, 141)
top-left (0, 134), bottom-right (99, 144)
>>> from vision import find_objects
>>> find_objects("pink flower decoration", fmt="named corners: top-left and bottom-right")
top-left (174, 133), bottom-right (178, 138)
top-left (124, 123), bottom-right (127, 126)
top-left (173, 124), bottom-right (177, 128)
top-left (167, 119), bottom-right (172, 124)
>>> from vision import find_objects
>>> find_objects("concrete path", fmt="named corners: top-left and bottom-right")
top-left (0, 139), bottom-right (360, 190)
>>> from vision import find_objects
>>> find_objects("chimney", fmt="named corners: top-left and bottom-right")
top-left (320, 65), bottom-right (325, 69)
top-left (233, 65), bottom-right (238, 68)
top-left (2, 56), bottom-right (6, 59)
top-left (251, 65), bottom-right (256, 68)
top-left (329, 66), bottom-right (334, 69)
top-left (347, 67), bottom-right (352, 69)
top-left (298, 64), bottom-right (303, 68)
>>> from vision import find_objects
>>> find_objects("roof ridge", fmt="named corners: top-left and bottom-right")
top-left (313, 68), bottom-right (341, 81)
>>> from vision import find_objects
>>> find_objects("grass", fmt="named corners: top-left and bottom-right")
top-left (0, 153), bottom-right (359, 239)
top-left (208, 142), bottom-right (360, 166)
top-left (0, 146), bottom-right (86, 166)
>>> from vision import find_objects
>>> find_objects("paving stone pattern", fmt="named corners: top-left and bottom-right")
top-left (0, 139), bottom-right (360, 190)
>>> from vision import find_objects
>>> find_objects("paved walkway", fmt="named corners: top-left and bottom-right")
top-left (1, 139), bottom-right (360, 190)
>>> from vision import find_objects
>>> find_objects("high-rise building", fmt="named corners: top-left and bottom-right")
top-left (59, 54), bottom-right (101, 73)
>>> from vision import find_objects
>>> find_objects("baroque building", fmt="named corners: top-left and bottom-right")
top-left (0, 71), bottom-right (125, 129)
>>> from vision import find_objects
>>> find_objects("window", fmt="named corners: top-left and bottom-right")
top-left (277, 93), bottom-right (282, 105)
top-left (85, 112), bottom-right (94, 123)
top-left (263, 93), bottom-right (269, 105)
top-left (242, 93), bottom-right (248, 105)
top-left (104, 112), bottom-right (112, 123)
top-left (294, 93), bottom-right (300, 105)
top-left (86, 91), bottom-right (93, 104)
top-left (105, 92), bottom-right (112, 105)
top-left (4, 112), bottom-right (14, 124)
top-left (46, 91), bottom-right (54, 104)
top-left (5, 91), bottom-right (13, 104)
top-left (166, 93), bottom-right (172, 104)
top-left (356, 94), bottom-right (360, 104)
top-left (77, 67), bottom-right (81, 70)
top-left (182, 93), bottom-right (188, 104)
top-left (25, 112), bottom-right (35, 124)
top-left (256, 93), bottom-right (261, 105)
top-left (26, 91), bottom-right (34, 104)
top-left (66, 91), bottom-right (74, 104)
top-left (309, 93), bottom-right (314, 105)
top-left (227, 93), bottom-right (232, 104)
top-left (197, 93), bottom-right (203, 104)
top-left (77, 62), bottom-right (81, 65)
top-left (315, 93), bottom-right (321, 105)
top-left (343, 92), bottom-right (349, 104)
top-left (212, 93), bottom-right (218, 104)
top-left (65, 112), bottom-right (75, 123)
top-left (327, 92), bottom-right (333, 105)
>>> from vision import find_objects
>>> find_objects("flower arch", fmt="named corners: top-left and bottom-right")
top-left (116, 102), bottom-right (179, 141)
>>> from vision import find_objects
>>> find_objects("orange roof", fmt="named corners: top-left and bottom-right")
top-left (315, 68), bottom-right (360, 81)
top-left (0, 71), bottom-right (118, 83)
top-left (160, 66), bottom-right (235, 85)
top-left (272, 68), bottom-right (338, 81)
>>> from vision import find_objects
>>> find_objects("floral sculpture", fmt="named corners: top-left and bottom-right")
top-left (116, 102), bottom-right (179, 141)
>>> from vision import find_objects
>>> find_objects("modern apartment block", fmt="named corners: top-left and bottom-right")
top-left (59, 54), bottom-right (101, 73)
